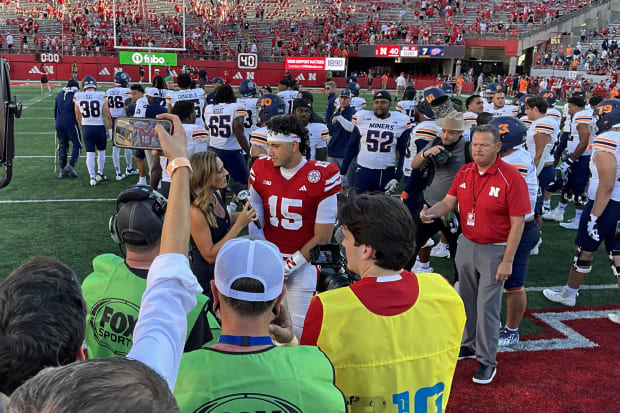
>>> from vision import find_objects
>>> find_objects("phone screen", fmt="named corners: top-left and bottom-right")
top-left (113, 117), bottom-right (172, 150)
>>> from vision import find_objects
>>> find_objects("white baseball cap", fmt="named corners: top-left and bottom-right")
top-left (145, 87), bottom-right (162, 98)
top-left (214, 238), bottom-right (284, 302)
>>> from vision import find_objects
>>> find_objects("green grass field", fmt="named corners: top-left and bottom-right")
top-left (0, 85), bottom-right (617, 335)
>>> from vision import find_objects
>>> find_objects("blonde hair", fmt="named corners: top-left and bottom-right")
top-left (190, 151), bottom-right (221, 228)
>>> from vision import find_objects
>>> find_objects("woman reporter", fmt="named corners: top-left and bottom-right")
top-left (189, 151), bottom-right (257, 294)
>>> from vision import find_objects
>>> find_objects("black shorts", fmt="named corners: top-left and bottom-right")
top-left (41, 76), bottom-right (48, 84)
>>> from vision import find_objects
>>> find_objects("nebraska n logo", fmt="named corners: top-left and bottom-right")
top-left (489, 186), bottom-right (500, 197)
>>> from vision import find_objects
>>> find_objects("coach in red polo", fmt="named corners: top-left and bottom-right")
top-left (420, 124), bottom-right (530, 385)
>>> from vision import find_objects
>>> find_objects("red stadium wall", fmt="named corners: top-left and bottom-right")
top-left (4, 54), bottom-right (329, 86)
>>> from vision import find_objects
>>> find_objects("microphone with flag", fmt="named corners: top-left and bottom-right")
top-left (230, 182), bottom-right (262, 230)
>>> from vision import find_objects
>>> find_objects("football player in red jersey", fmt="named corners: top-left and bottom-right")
top-left (249, 115), bottom-right (341, 338)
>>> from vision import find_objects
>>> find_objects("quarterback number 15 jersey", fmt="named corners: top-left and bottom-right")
top-left (249, 158), bottom-right (341, 255)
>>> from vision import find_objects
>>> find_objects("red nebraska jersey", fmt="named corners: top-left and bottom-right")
top-left (249, 158), bottom-right (341, 254)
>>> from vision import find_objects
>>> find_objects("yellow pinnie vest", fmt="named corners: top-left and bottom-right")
top-left (316, 272), bottom-right (466, 413)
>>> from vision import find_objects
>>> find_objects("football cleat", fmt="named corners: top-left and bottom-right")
top-left (412, 261), bottom-right (433, 274)
top-left (543, 207), bottom-right (564, 222)
top-left (115, 173), bottom-right (126, 181)
top-left (125, 167), bottom-right (139, 175)
top-left (542, 288), bottom-right (577, 307)
top-left (95, 173), bottom-right (108, 182)
top-left (608, 313), bottom-right (620, 324)
top-left (89, 177), bottom-right (97, 186)
top-left (559, 218), bottom-right (579, 230)
top-left (430, 242), bottom-right (450, 258)
top-left (498, 328), bottom-right (520, 347)
top-left (65, 165), bottom-right (78, 177)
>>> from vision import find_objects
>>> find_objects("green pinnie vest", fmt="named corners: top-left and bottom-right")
top-left (82, 254), bottom-right (220, 359)
top-left (174, 345), bottom-right (347, 413)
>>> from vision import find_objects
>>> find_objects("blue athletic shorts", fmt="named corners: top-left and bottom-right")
top-left (565, 155), bottom-right (590, 195)
top-left (82, 125), bottom-right (106, 152)
top-left (505, 220), bottom-right (540, 289)
top-left (575, 199), bottom-right (620, 252)
top-left (353, 165), bottom-right (395, 194)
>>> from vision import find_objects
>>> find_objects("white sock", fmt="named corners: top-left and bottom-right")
top-left (138, 176), bottom-right (147, 185)
top-left (564, 285), bottom-right (578, 295)
top-left (543, 199), bottom-right (551, 209)
top-left (557, 202), bottom-right (567, 211)
top-left (124, 149), bottom-right (133, 169)
top-left (112, 146), bottom-right (121, 174)
top-left (86, 152), bottom-right (96, 178)
top-left (575, 209), bottom-right (583, 222)
top-left (97, 150), bottom-right (106, 175)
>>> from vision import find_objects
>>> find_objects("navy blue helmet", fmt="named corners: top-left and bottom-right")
top-left (516, 94), bottom-right (536, 116)
top-left (569, 86), bottom-right (585, 96)
top-left (347, 82), bottom-right (361, 97)
top-left (240, 79), bottom-right (257, 97)
top-left (539, 90), bottom-right (557, 106)
top-left (489, 116), bottom-right (527, 154)
top-left (114, 71), bottom-right (131, 88)
top-left (82, 75), bottom-right (97, 90)
top-left (438, 82), bottom-right (453, 96)
top-left (421, 87), bottom-right (445, 104)
top-left (257, 94), bottom-right (286, 124)
top-left (594, 99), bottom-right (620, 133)
top-left (487, 83), bottom-right (503, 93)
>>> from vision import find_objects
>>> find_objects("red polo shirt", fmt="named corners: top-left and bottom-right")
top-left (448, 157), bottom-right (530, 244)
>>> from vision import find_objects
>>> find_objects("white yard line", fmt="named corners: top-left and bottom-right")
top-left (0, 198), bottom-right (115, 204)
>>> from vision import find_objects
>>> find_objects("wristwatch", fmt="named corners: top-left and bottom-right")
top-left (166, 157), bottom-right (192, 177)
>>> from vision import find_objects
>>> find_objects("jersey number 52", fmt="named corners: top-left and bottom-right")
top-left (366, 130), bottom-right (394, 153)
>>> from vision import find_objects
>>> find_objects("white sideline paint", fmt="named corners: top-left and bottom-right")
top-left (499, 310), bottom-right (613, 353)
top-left (0, 198), bottom-right (115, 204)
top-left (525, 284), bottom-right (617, 292)
top-left (16, 132), bottom-right (55, 135)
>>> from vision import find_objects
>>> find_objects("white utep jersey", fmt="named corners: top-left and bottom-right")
top-left (203, 102), bottom-right (246, 150)
top-left (74, 91), bottom-right (106, 126)
top-left (547, 108), bottom-right (562, 129)
top-left (249, 126), bottom-right (269, 150)
top-left (184, 123), bottom-right (209, 156)
top-left (463, 111), bottom-right (478, 141)
top-left (104, 87), bottom-right (130, 119)
top-left (568, 108), bottom-right (593, 156)
top-left (306, 122), bottom-right (329, 160)
top-left (164, 89), bottom-right (175, 106)
top-left (238, 97), bottom-right (259, 141)
top-left (171, 88), bottom-right (206, 127)
top-left (520, 115), bottom-right (532, 129)
top-left (351, 96), bottom-right (367, 112)
top-left (489, 104), bottom-right (517, 118)
top-left (277, 90), bottom-right (300, 114)
top-left (483, 101), bottom-right (494, 112)
top-left (562, 103), bottom-right (571, 132)
top-left (526, 116), bottom-right (559, 164)
top-left (403, 120), bottom-right (440, 177)
top-left (502, 147), bottom-right (538, 221)
top-left (588, 131), bottom-right (620, 201)
top-left (396, 100), bottom-right (416, 120)
top-left (353, 110), bottom-right (412, 169)
top-left (134, 96), bottom-right (148, 118)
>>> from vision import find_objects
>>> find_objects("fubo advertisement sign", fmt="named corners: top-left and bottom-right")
top-left (119, 51), bottom-right (178, 66)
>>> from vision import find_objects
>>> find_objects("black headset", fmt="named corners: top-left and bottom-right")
top-left (109, 185), bottom-right (167, 245)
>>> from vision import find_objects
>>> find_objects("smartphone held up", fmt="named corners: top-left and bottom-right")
top-left (113, 117), bottom-right (173, 151)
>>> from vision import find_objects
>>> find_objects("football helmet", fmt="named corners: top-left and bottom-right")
top-left (594, 99), bottom-right (620, 133)
top-left (438, 82), bottom-right (453, 96)
top-left (114, 71), bottom-right (131, 88)
top-left (569, 86), bottom-right (584, 96)
top-left (489, 116), bottom-right (527, 154)
top-left (539, 90), bottom-right (557, 106)
top-left (82, 75), bottom-right (97, 90)
top-left (487, 82), bottom-right (503, 93)
top-left (256, 93), bottom-right (286, 124)
top-left (516, 94), bottom-right (536, 116)
top-left (240, 79), bottom-right (257, 97)
top-left (347, 82), bottom-right (361, 97)
top-left (421, 87), bottom-right (445, 104)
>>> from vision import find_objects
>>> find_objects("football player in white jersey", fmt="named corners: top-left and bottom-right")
top-left (539, 90), bottom-right (561, 124)
top-left (347, 82), bottom-right (367, 112)
top-left (238, 80), bottom-right (259, 147)
top-left (402, 97), bottom-right (439, 184)
top-left (524, 96), bottom-right (560, 240)
top-left (463, 94), bottom-right (485, 141)
top-left (490, 117), bottom-right (540, 347)
top-left (203, 85), bottom-right (250, 185)
top-left (544, 96), bottom-right (593, 229)
top-left (277, 79), bottom-right (300, 114)
top-left (249, 94), bottom-right (286, 160)
top-left (104, 71), bottom-right (132, 181)
top-left (396, 87), bottom-right (416, 122)
top-left (488, 92), bottom-right (517, 118)
top-left (339, 91), bottom-right (412, 193)
top-left (74, 76), bottom-right (109, 186)
top-left (169, 73), bottom-right (206, 128)
top-left (543, 99), bottom-right (620, 319)
top-left (292, 98), bottom-right (329, 161)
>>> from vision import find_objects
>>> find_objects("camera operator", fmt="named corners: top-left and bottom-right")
top-left (301, 193), bottom-right (465, 412)
top-left (409, 110), bottom-right (471, 277)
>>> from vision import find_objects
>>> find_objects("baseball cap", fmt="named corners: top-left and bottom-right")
top-left (293, 97), bottom-right (312, 110)
top-left (116, 198), bottom-right (164, 246)
top-left (164, 76), bottom-right (173, 82)
top-left (145, 87), bottom-right (162, 98)
top-left (340, 89), bottom-right (352, 98)
top-left (154, 68), bottom-right (160, 72)
top-left (373, 90), bottom-right (392, 102)
top-left (211, 77), bottom-right (224, 84)
top-left (215, 238), bottom-right (285, 302)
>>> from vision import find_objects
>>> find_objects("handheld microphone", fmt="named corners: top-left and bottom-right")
top-left (231, 183), bottom-right (262, 230)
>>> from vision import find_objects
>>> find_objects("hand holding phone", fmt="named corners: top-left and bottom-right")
top-left (113, 117), bottom-right (173, 150)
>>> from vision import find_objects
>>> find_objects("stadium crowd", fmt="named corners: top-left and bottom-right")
top-left (1, 60), bottom-right (619, 411)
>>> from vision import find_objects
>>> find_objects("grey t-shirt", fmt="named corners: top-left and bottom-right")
top-left (422, 137), bottom-right (468, 206)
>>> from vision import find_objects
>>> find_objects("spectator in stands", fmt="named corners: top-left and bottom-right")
top-left (174, 238), bottom-right (346, 411)
top-left (0, 257), bottom-right (87, 395)
top-left (301, 193), bottom-right (465, 410)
